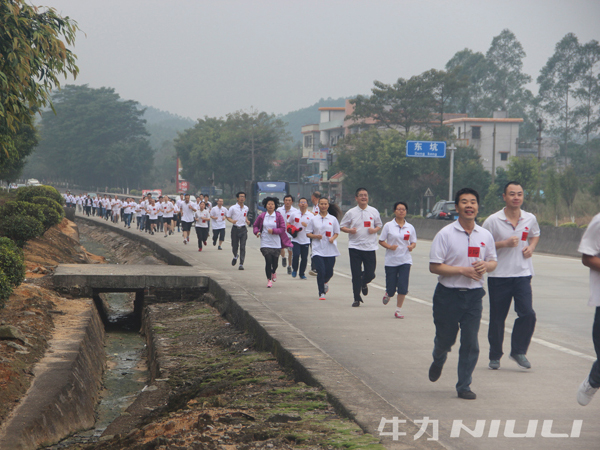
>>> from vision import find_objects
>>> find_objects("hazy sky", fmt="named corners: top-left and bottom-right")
top-left (43, 0), bottom-right (600, 120)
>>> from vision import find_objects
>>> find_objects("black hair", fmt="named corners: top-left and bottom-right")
top-left (236, 191), bottom-right (246, 198)
top-left (317, 197), bottom-right (342, 220)
top-left (262, 196), bottom-right (280, 209)
top-left (299, 197), bottom-right (308, 203)
top-left (355, 187), bottom-right (368, 197)
top-left (503, 181), bottom-right (522, 194)
top-left (393, 201), bottom-right (408, 213)
top-left (454, 187), bottom-right (479, 205)
top-left (283, 194), bottom-right (293, 201)
top-left (311, 191), bottom-right (321, 199)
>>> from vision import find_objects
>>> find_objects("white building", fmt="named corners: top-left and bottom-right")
top-left (444, 111), bottom-right (523, 174)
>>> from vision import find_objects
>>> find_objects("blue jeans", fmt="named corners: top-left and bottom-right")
top-left (312, 255), bottom-right (336, 296)
top-left (488, 276), bottom-right (536, 360)
top-left (432, 283), bottom-right (484, 393)
top-left (292, 242), bottom-right (309, 276)
top-left (123, 213), bottom-right (132, 227)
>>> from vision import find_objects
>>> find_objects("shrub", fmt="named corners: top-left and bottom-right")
top-left (0, 237), bottom-right (25, 287)
top-left (31, 196), bottom-right (64, 216)
top-left (109, 188), bottom-right (121, 193)
top-left (0, 271), bottom-right (13, 309)
top-left (559, 222), bottom-right (578, 228)
top-left (538, 220), bottom-right (553, 227)
top-left (16, 185), bottom-right (64, 205)
top-left (39, 206), bottom-right (62, 230)
top-left (411, 215), bottom-right (425, 220)
top-left (0, 201), bottom-right (45, 224)
top-left (580, 224), bottom-right (588, 229)
top-left (130, 189), bottom-right (142, 196)
top-left (0, 215), bottom-right (44, 247)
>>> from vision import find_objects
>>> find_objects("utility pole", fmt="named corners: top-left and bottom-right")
top-left (536, 118), bottom-right (543, 161)
top-left (491, 123), bottom-right (496, 185)
top-left (250, 121), bottom-right (255, 183)
top-left (448, 145), bottom-right (456, 200)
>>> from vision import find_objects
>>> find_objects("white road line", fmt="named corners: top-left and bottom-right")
top-left (334, 268), bottom-right (596, 361)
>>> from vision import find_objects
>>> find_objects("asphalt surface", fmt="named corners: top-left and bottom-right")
top-left (77, 213), bottom-right (598, 450)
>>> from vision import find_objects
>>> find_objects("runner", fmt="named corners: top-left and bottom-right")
top-left (104, 195), bottom-right (112, 221)
top-left (288, 197), bottom-right (313, 279)
top-left (210, 198), bottom-right (228, 250)
top-left (162, 196), bottom-right (175, 237)
top-left (306, 197), bottom-right (342, 301)
top-left (308, 191), bottom-right (321, 276)
top-left (194, 201), bottom-right (211, 251)
top-left (277, 194), bottom-right (298, 274)
top-left (340, 187), bottom-right (383, 307)
top-left (427, 187), bottom-right (497, 400)
top-left (482, 181), bottom-right (540, 370)
top-left (226, 192), bottom-right (250, 270)
top-left (111, 195), bottom-right (121, 224)
top-left (253, 197), bottom-right (292, 288)
top-left (146, 198), bottom-right (160, 235)
top-left (576, 212), bottom-right (600, 406)
top-left (378, 201), bottom-right (417, 319)
top-left (180, 193), bottom-right (198, 244)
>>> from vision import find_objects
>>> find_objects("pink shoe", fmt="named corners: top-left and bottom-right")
top-left (272, 273), bottom-right (277, 282)
top-left (267, 280), bottom-right (273, 288)
top-left (198, 248), bottom-right (202, 252)
top-left (394, 311), bottom-right (404, 319)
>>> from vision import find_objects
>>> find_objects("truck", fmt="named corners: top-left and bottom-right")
top-left (245, 181), bottom-right (289, 224)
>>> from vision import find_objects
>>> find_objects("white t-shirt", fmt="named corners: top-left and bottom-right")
top-left (259, 212), bottom-right (281, 249)
top-left (210, 206), bottom-right (228, 229)
top-left (176, 197), bottom-right (185, 210)
top-left (379, 220), bottom-right (417, 267)
top-left (578, 213), bottom-right (600, 307)
top-left (180, 201), bottom-right (198, 222)
top-left (340, 205), bottom-right (383, 251)
top-left (133, 203), bottom-right (142, 217)
top-left (194, 209), bottom-right (211, 228)
top-left (162, 201), bottom-right (174, 218)
top-left (288, 210), bottom-right (313, 245)
top-left (429, 220), bottom-right (497, 289)
top-left (306, 213), bottom-right (341, 258)
top-left (105, 198), bottom-right (112, 210)
top-left (227, 203), bottom-right (249, 227)
top-left (123, 201), bottom-right (133, 214)
top-left (483, 208), bottom-right (541, 278)
top-left (147, 204), bottom-right (160, 220)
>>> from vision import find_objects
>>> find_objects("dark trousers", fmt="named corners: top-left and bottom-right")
top-left (385, 264), bottom-right (411, 296)
top-left (213, 228), bottom-right (225, 244)
top-left (432, 283), bottom-right (484, 393)
top-left (312, 255), bottom-right (336, 295)
top-left (195, 227), bottom-right (209, 249)
top-left (589, 307), bottom-right (600, 388)
top-left (292, 242), bottom-right (309, 276)
top-left (348, 248), bottom-right (376, 302)
top-left (487, 276), bottom-right (536, 360)
top-left (260, 247), bottom-right (279, 280)
top-left (231, 226), bottom-right (248, 264)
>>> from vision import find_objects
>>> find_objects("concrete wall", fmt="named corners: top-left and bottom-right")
top-left (0, 305), bottom-right (105, 450)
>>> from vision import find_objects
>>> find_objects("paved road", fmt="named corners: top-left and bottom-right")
top-left (78, 214), bottom-right (598, 449)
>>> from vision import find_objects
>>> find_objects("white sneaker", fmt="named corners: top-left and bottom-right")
top-left (324, 283), bottom-right (329, 294)
top-left (577, 376), bottom-right (599, 406)
top-left (382, 292), bottom-right (390, 305)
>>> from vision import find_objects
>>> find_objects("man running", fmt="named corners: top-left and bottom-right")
top-left (277, 194), bottom-right (298, 274)
top-left (226, 192), bottom-right (250, 270)
top-left (180, 193), bottom-right (197, 244)
top-left (210, 198), bottom-right (228, 250)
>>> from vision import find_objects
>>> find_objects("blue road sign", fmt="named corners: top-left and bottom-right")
top-left (406, 141), bottom-right (447, 158)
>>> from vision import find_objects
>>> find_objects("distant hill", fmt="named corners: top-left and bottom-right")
top-left (278, 97), bottom-right (350, 143)
top-left (139, 105), bottom-right (195, 150)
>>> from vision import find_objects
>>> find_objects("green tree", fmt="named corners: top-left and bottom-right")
top-left (559, 165), bottom-right (579, 222)
top-left (421, 68), bottom-right (467, 139)
top-left (30, 85), bottom-right (154, 189)
top-left (573, 40), bottom-right (600, 150)
top-left (445, 48), bottom-right (490, 116)
top-left (0, 1), bottom-right (79, 175)
top-left (544, 167), bottom-right (561, 226)
top-left (537, 33), bottom-right (584, 160)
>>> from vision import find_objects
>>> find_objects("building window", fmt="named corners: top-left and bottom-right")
top-left (304, 135), bottom-right (312, 148)
top-left (471, 126), bottom-right (481, 140)
top-left (500, 152), bottom-right (508, 161)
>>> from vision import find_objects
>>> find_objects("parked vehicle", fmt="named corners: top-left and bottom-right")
top-left (427, 200), bottom-right (458, 220)
top-left (26, 178), bottom-right (41, 186)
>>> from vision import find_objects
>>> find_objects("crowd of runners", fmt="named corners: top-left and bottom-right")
top-left (62, 184), bottom-right (600, 406)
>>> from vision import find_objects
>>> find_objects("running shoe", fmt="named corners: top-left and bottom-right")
top-left (267, 280), bottom-right (273, 288)
top-left (319, 294), bottom-right (326, 301)
top-left (183, 239), bottom-right (187, 244)
top-left (232, 255), bottom-right (238, 266)
top-left (362, 284), bottom-right (369, 296)
top-left (324, 283), bottom-right (329, 294)
top-left (299, 275), bottom-right (307, 280)
top-left (204, 241), bottom-right (207, 246)
top-left (218, 246), bottom-right (222, 250)
top-left (272, 273), bottom-right (277, 282)
top-left (394, 311), bottom-right (404, 319)
top-left (382, 293), bottom-right (390, 305)
top-left (292, 271), bottom-right (297, 278)
top-left (239, 265), bottom-right (244, 270)
top-left (309, 269), bottom-right (318, 276)
top-left (282, 257), bottom-right (287, 267)
top-left (198, 248), bottom-right (202, 252)
top-left (577, 376), bottom-right (599, 406)
top-left (287, 266), bottom-right (292, 275)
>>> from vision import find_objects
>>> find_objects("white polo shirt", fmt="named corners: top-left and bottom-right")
top-left (429, 220), bottom-right (497, 289)
top-left (180, 201), bottom-right (197, 222)
top-left (482, 208), bottom-right (540, 278)
top-left (147, 204), bottom-right (160, 220)
top-left (340, 205), bottom-right (382, 251)
top-left (379, 220), bottom-right (417, 267)
top-left (579, 213), bottom-right (600, 307)
top-left (210, 206), bottom-right (228, 229)
top-left (277, 205), bottom-right (298, 224)
top-left (194, 209), bottom-right (211, 228)
top-left (227, 203), bottom-right (249, 227)
top-left (260, 212), bottom-right (281, 249)
top-left (306, 213), bottom-right (341, 258)
top-left (288, 210), bottom-right (313, 245)
top-left (162, 201), bottom-right (174, 218)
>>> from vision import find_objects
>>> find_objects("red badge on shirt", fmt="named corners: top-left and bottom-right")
top-left (468, 247), bottom-right (481, 258)
top-left (221, 212), bottom-right (224, 216)
top-left (295, 217), bottom-right (300, 223)
top-left (364, 221), bottom-right (371, 227)
top-left (244, 212), bottom-right (247, 217)
top-left (404, 233), bottom-right (410, 241)
top-left (287, 214), bottom-right (290, 219)
top-left (522, 227), bottom-right (529, 241)
top-left (326, 231), bottom-right (332, 237)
